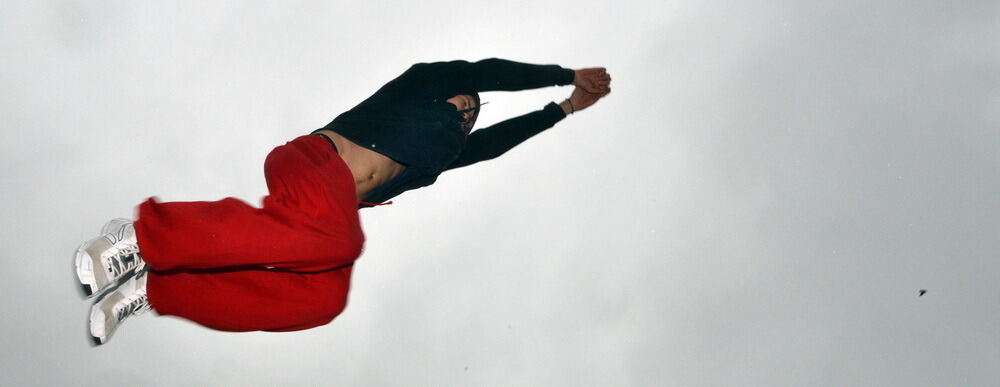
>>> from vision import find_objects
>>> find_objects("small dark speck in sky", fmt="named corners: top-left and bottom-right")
top-left (919, 289), bottom-right (927, 297)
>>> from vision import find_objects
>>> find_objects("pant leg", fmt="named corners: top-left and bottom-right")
top-left (134, 134), bottom-right (364, 273)
top-left (146, 266), bottom-right (354, 332)
top-left (135, 134), bottom-right (362, 332)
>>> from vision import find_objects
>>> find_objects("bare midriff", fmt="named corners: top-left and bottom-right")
top-left (315, 129), bottom-right (406, 201)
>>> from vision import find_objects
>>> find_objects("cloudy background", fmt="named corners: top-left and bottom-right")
top-left (2, 0), bottom-right (997, 385)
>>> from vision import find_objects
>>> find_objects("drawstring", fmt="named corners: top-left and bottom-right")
top-left (359, 201), bottom-right (394, 206)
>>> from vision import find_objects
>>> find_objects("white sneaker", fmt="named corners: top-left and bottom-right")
top-left (89, 270), bottom-right (150, 345)
top-left (75, 218), bottom-right (146, 298)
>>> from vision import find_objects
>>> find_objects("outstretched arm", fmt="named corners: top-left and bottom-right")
top-left (446, 82), bottom-right (612, 171)
top-left (401, 58), bottom-right (610, 98)
top-left (446, 103), bottom-right (566, 170)
top-left (403, 58), bottom-right (573, 98)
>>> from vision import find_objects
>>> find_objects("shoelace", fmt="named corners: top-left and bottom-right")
top-left (103, 245), bottom-right (141, 279)
top-left (114, 290), bottom-right (149, 322)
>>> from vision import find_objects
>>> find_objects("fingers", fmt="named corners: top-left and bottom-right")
top-left (591, 70), bottom-right (611, 92)
top-left (573, 67), bottom-right (612, 93)
top-left (585, 78), bottom-right (610, 93)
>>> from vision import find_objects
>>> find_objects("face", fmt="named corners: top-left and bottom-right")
top-left (446, 94), bottom-right (480, 134)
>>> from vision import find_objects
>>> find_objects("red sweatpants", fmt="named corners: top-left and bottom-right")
top-left (134, 134), bottom-right (365, 332)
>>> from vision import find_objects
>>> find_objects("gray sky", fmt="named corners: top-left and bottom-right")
top-left (2, 0), bottom-right (998, 385)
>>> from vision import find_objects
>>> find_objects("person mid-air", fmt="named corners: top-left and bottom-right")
top-left (73, 58), bottom-right (611, 345)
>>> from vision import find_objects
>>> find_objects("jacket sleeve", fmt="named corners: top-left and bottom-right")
top-left (404, 58), bottom-right (575, 98)
top-left (445, 102), bottom-right (567, 171)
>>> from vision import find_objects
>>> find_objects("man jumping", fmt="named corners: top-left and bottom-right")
top-left (73, 58), bottom-right (611, 345)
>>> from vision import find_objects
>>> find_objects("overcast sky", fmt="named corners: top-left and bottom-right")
top-left (1, 1), bottom-right (997, 386)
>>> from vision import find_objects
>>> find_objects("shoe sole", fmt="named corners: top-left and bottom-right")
top-left (74, 242), bottom-right (99, 298)
top-left (89, 293), bottom-right (109, 346)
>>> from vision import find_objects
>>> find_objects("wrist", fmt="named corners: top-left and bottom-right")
top-left (559, 99), bottom-right (574, 115)
top-left (567, 69), bottom-right (579, 86)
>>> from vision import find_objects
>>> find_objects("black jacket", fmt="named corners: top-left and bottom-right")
top-left (312, 58), bottom-right (575, 208)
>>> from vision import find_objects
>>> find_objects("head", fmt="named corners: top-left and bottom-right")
top-left (446, 93), bottom-right (483, 134)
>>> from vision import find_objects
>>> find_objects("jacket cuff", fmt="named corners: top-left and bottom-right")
top-left (558, 68), bottom-right (575, 86)
top-left (544, 101), bottom-right (568, 121)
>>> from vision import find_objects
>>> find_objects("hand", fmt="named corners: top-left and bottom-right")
top-left (560, 86), bottom-right (609, 115)
top-left (573, 67), bottom-right (611, 94)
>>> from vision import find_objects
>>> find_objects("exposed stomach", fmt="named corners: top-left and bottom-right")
top-left (315, 130), bottom-right (405, 200)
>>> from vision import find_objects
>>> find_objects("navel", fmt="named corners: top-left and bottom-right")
top-left (355, 173), bottom-right (375, 184)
